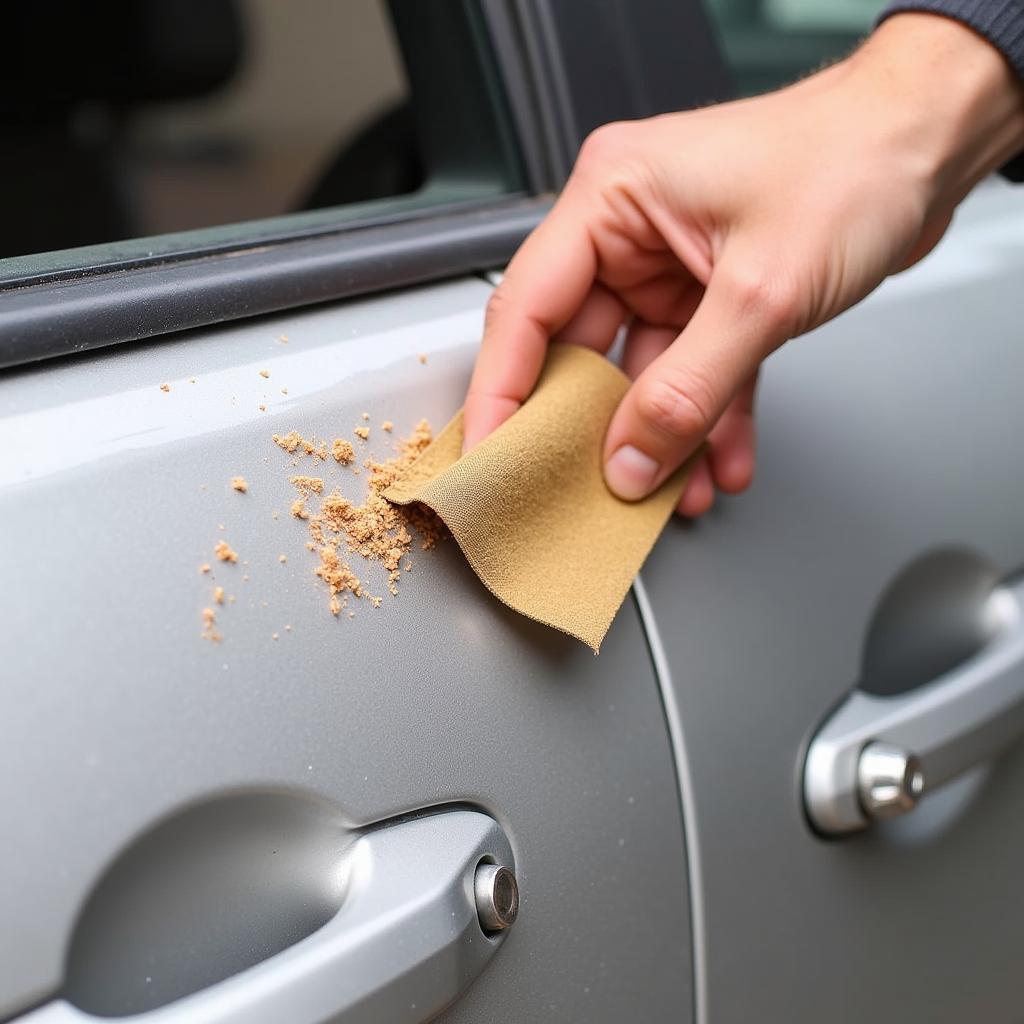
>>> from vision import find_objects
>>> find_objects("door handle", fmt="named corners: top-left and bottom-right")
top-left (17, 810), bottom-right (517, 1024)
top-left (804, 578), bottom-right (1024, 835)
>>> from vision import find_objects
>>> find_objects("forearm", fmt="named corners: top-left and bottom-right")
top-left (873, 6), bottom-right (1024, 189)
top-left (867, 13), bottom-right (1024, 202)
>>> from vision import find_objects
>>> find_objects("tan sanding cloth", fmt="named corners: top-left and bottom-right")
top-left (385, 344), bottom-right (690, 652)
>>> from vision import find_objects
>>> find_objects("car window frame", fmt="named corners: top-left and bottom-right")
top-left (0, 0), bottom-right (731, 371)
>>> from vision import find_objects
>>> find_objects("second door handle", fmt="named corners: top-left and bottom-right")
top-left (805, 578), bottom-right (1024, 835)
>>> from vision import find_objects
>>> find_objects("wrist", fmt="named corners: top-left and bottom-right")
top-left (847, 12), bottom-right (1024, 205)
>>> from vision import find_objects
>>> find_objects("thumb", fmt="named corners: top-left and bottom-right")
top-left (603, 261), bottom-right (790, 500)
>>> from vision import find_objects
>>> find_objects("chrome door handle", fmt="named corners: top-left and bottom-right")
top-left (17, 811), bottom-right (517, 1024)
top-left (804, 579), bottom-right (1024, 835)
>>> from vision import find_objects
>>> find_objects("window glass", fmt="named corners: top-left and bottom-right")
top-left (1, 0), bottom-right (523, 276)
top-left (704, 0), bottom-right (885, 96)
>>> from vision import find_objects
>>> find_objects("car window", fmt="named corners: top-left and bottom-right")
top-left (704, 0), bottom-right (885, 96)
top-left (1, 0), bottom-right (524, 279)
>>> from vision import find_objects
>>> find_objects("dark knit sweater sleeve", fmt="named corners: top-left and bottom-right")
top-left (879, 1), bottom-right (1024, 75)
top-left (877, 0), bottom-right (1024, 179)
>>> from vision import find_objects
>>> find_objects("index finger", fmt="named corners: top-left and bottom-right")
top-left (462, 197), bottom-right (596, 452)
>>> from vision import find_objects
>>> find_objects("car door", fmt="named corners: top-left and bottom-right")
top-left (640, 179), bottom-right (1024, 1024)
top-left (0, 3), bottom-right (704, 1022)
top-left (1, 276), bottom-right (694, 1024)
top-left (645, 2), bottom-right (1024, 1021)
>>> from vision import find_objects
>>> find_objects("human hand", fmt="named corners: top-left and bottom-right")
top-left (463, 13), bottom-right (1024, 516)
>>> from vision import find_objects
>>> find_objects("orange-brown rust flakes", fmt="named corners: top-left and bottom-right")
top-left (273, 431), bottom-right (328, 460)
top-left (317, 549), bottom-right (362, 619)
top-left (381, 420), bottom-right (394, 432)
top-left (332, 438), bottom-right (355, 464)
top-left (231, 476), bottom-right (248, 493)
top-left (315, 544), bottom-right (363, 597)
top-left (213, 586), bottom-right (225, 605)
top-left (308, 518), bottom-right (324, 546)
top-left (159, 383), bottom-right (170, 392)
top-left (401, 419), bottom-right (433, 456)
top-left (273, 418), bottom-right (444, 614)
top-left (201, 607), bottom-right (222, 643)
top-left (199, 563), bottom-right (211, 574)
top-left (290, 475), bottom-right (324, 495)
top-left (354, 426), bottom-right (370, 441)
top-left (214, 540), bottom-right (238, 563)
top-left (273, 431), bottom-right (302, 453)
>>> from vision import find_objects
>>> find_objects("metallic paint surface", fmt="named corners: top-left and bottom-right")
top-left (640, 182), bottom-right (1024, 1023)
top-left (0, 277), bottom-right (693, 1022)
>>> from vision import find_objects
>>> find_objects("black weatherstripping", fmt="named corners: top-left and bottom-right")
top-left (0, 198), bottom-right (550, 370)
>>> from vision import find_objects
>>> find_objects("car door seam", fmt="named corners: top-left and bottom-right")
top-left (632, 574), bottom-right (707, 1024)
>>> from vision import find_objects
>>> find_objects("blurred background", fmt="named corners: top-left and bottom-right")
top-left (2, 0), bottom-right (885, 263)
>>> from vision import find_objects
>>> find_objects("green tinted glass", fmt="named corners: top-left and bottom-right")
top-left (705, 0), bottom-right (885, 96)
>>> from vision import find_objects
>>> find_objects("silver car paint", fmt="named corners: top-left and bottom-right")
top-left (641, 179), bottom-right (1024, 1023)
top-left (0, 277), bottom-right (692, 1022)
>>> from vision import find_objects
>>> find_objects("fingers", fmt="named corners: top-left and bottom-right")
top-left (463, 198), bottom-right (597, 452)
top-left (677, 453), bottom-right (714, 517)
top-left (553, 283), bottom-right (627, 353)
top-left (622, 319), bottom-right (747, 517)
top-left (621, 320), bottom-right (677, 380)
top-left (706, 373), bottom-right (758, 494)
top-left (603, 258), bottom-right (786, 501)
top-left (670, 375), bottom-right (759, 517)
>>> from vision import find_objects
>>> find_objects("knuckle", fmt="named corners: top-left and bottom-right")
top-left (634, 367), bottom-right (717, 441)
top-left (483, 285), bottom-right (512, 333)
top-left (576, 121), bottom-right (635, 170)
top-left (720, 265), bottom-right (797, 336)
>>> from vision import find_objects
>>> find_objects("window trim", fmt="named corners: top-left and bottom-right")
top-left (0, 195), bottom-right (550, 370)
top-left (0, 192), bottom-right (524, 293)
